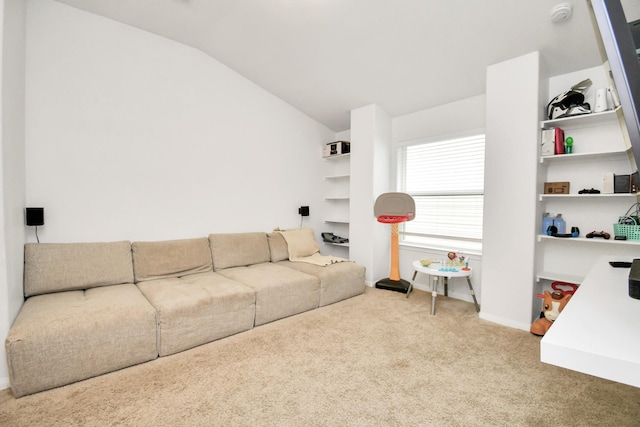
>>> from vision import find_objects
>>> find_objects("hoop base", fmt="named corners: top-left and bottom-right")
top-left (375, 278), bottom-right (410, 293)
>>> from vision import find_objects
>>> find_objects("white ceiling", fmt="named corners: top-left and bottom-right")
top-left (52, 0), bottom-right (605, 132)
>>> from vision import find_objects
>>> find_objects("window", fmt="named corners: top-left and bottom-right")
top-left (397, 133), bottom-right (485, 252)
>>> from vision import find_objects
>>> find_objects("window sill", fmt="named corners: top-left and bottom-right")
top-left (399, 241), bottom-right (483, 258)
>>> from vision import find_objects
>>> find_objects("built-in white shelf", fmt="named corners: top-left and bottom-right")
top-left (324, 219), bottom-right (349, 224)
top-left (324, 174), bottom-right (350, 180)
top-left (537, 234), bottom-right (640, 245)
top-left (323, 242), bottom-right (349, 247)
top-left (540, 107), bottom-right (621, 130)
top-left (323, 153), bottom-right (350, 160)
top-left (323, 146), bottom-right (350, 252)
top-left (540, 147), bottom-right (631, 164)
top-left (535, 271), bottom-right (584, 284)
top-left (538, 193), bottom-right (638, 201)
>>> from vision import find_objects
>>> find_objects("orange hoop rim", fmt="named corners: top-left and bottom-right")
top-left (377, 215), bottom-right (409, 224)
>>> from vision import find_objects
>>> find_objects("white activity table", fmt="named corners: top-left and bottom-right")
top-left (408, 260), bottom-right (480, 315)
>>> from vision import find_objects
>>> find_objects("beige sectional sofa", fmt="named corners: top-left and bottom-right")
top-left (5, 230), bottom-right (365, 397)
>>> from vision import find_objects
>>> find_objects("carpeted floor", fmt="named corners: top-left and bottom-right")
top-left (1, 286), bottom-right (639, 426)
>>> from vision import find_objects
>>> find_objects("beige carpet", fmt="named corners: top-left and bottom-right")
top-left (1, 286), bottom-right (639, 426)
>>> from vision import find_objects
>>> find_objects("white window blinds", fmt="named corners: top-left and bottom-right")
top-left (398, 133), bottom-right (485, 252)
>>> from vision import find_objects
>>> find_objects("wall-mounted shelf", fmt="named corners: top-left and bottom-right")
top-left (538, 193), bottom-right (638, 201)
top-left (323, 241), bottom-right (349, 247)
top-left (540, 147), bottom-right (631, 164)
top-left (323, 153), bottom-right (350, 160)
top-left (324, 219), bottom-right (349, 224)
top-left (323, 146), bottom-right (351, 253)
top-left (537, 234), bottom-right (640, 246)
top-left (324, 174), bottom-right (350, 180)
top-left (540, 107), bottom-right (621, 130)
top-left (536, 271), bottom-right (584, 284)
top-left (534, 102), bottom-right (639, 297)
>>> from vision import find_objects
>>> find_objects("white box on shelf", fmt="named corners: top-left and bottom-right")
top-left (602, 172), bottom-right (614, 194)
top-left (322, 141), bottom-right (350, 158)
top-left (541, 129), bottom-right (555, 156)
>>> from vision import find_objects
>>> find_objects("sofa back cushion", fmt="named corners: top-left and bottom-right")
top-left (267, 232), bottom-right (289, 263)
top-left (209, 232), bottom-right (270, 270)
top-left (24, 241), bottom-right (134, 297)
top-left (278, 228), bottom-right (320, 258)
top-left (132, 237), bottom-right (212, 282)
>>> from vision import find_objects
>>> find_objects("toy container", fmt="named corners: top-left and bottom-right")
top-left (554, 214), bottom-right (566, 234)
top-left (542, 213), bottom-right (554, 234)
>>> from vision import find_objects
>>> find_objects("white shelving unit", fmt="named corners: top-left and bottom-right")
top-left (535, 107), bottom-right (640, 287)
top-left (322, 152), bottom-right (350, 252)
top-left (539, 147), bottom-right (631, 164)
top-left (540, 106), bottom-right (626, 129)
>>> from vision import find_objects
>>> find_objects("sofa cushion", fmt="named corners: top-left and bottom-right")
top-left (5, 284), bottom-right (158, 397)
top-left (132, 238), bottom-right (212, 282)
top-left (278, 227), bottom-right (319, 258)
top-left (267, 232), bottom-right (289, 263)
top-left (24, 241), bottom-right (134, 297)
top-left (216, 263), bottom-right (320, 326)
top-left (137, 272), bottom-right (256, 356)
top-left (209, 232), bottom-right (270, 271)
top-left (277, 260), bottom-right (366, 307)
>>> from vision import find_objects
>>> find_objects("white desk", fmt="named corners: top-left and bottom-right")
top-left (408, 260), bottom-right (480, 315)
top-left (541, 255), bottom-right (640, 388)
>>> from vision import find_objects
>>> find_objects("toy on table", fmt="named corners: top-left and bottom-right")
top-left (444, 251), bottom-right (470, 271)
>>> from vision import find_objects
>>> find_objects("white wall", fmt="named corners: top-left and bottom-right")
top-left (0, 0), bottom-right (335, 389)
top-left (25, 0), bottom-right (334, 244)
top-left (0, 0), bottom-right (27, 391)
top-left (391, 95), bottom-right (486, 303)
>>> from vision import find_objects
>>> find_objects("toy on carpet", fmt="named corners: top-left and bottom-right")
top-left (530, 289), bottom-right (573, 336)
top-left (373, 192), bottom-right (416, 294)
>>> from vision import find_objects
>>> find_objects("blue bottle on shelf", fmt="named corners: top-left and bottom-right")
top-left (542, 213), bottom-right (554, 234)
top-left (554, 214), bottom-right (566, 234)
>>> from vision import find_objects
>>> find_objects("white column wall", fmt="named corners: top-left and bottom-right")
top-left (480, 52), bottom-right (543, 330)
top-left (0, 0), bottom-right (27, 390)
top-left (350, 104), bottom-right (392, 285)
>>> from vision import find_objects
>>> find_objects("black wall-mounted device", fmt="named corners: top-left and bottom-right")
top-left (26, 207), bottom-right (44, 226)
top-left (298, 206), bottom-right (309, 217)
top-left (629, 259), bottom-right (640, 300)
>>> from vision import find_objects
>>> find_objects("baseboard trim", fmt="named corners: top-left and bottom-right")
top-left (478, 312), bottom-right (530, 332)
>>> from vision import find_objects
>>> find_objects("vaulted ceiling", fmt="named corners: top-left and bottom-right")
top-left (53, 0), bottom-right (606, 131)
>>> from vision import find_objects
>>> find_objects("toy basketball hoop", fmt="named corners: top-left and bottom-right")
top-left (377, 215), bottom-right (410, 224)
top-left (374, 192), bottom-right (415, 294)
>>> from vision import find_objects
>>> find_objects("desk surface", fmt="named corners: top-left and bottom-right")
top-left (541, 255), bottom-right (640, 388)
top-left (411, 260), bottom-right (472, 277)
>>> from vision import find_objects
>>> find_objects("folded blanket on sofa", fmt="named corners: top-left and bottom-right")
top-left (278, 228), bottom-right (350, 266)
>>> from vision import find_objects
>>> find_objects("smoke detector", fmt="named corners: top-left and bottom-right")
top-left (551, 3), bottom-right (573, 23)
